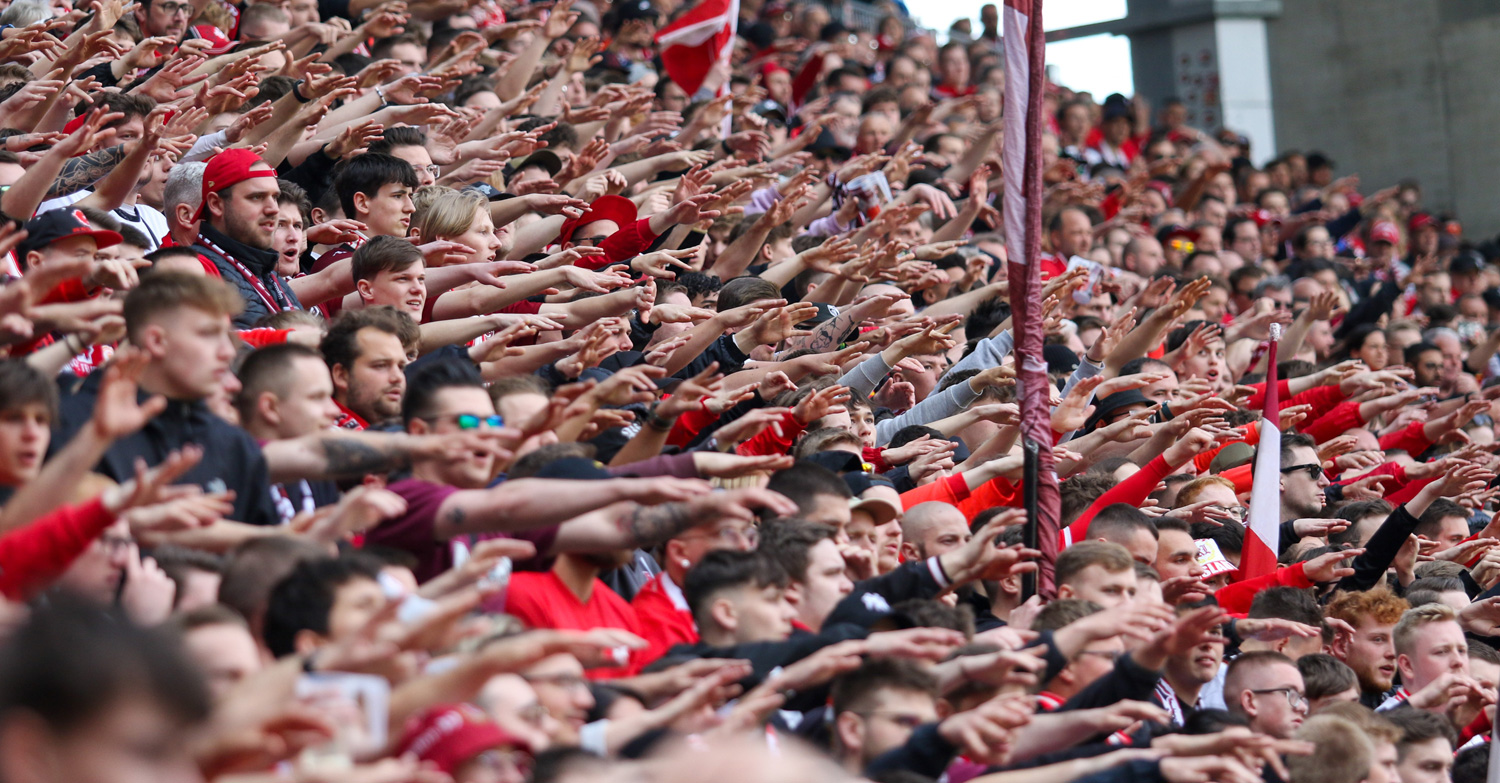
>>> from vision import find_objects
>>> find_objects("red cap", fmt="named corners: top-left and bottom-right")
top-left (1408, 212), bottom-right (1437, 233)
top-left (757, 61), bottom-right (788, 78)
top-left (187, 24), bottom-right (235, 56)
top-left (1370, 221), bottom-right (1400, 245)
top-left (195, 148), bottom-right (276, 221)
top-left (556, 194), bottom-right (637, 247)
top-left (396, 705), bottom-right (529, 774)
top-left (1144, 180), bottom-right (1174, 208)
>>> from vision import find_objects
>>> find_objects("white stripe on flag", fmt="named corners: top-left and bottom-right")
top-left (1001, 6), bottom-right (1030, 267)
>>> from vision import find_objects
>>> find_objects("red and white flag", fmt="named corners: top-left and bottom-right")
top-left (655, 0), bottom-right (739, 95)
top-left (1001, 0), bottom-right (1061, 596)
top-left (1241, 324), bottom-right (1284, 579)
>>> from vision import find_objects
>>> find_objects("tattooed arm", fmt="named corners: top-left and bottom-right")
top-left (261, 430), bottom-right (493, 482)
top-left (43, 146), bottom-right (128, 201)
top-left (432, 476), bottom-right (715, 540)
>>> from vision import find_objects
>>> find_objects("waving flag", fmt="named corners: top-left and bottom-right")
top-left (655, 0), bottom-right (740, 95)
top-left (1002, 0), bottom-right (1059, 597)
top-left (1241, 324), bottom-right (1284, 579)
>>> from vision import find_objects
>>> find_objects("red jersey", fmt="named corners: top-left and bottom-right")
top-left (506, 570), bottom-right (647, 679)
top-left (630, 572), bottom-right (698, 665)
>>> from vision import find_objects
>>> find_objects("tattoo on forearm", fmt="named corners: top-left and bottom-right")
top-left (623, 502), bottom-right (695, 546)
top-left (46, 146), bottom-right (126, 200)
top-left (319, 437), bottom-right (404, 478)
top-left (793, 310), bottom-right (859, 354)
top-left (446, 505), bottom-right (467, 528)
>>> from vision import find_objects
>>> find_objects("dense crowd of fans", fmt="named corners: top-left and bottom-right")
top-left (0, 1), bottom-right (1498, 783)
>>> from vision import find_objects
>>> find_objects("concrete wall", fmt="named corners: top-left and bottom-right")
top-left (1267, 0), bottom-right (1500, 237)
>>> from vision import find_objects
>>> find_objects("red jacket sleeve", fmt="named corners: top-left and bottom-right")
top-left (1302, 400), bottom-right (1365, 444)
top-left (1215, 562), bottom-right (1312, 614)
top-left (667, 404), bottom-right (719, 449)
top-left (1244, 379), bottom-right (1291, 411)
top-left (735, 414), bottom-right (803, 457)
top-left (0, 499), bottom-right (116, 600)
top-left (1061, 455), bottom-right (1172, 547)
top-left (1286, 384), bottom-right (1346, 421)
top-left (1379, 420), bottom-right (1433, 456)
top-left (235, 328), bottom-right (291, 348)
top-left (900, 474), bottom-right (970, 510)
top-left (590, 218), bottom-right (660, 269)
top-left (956, 477), bottom-right (1021, 520)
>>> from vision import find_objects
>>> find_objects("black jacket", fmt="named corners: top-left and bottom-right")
top-left (53, 370), bottom-right (280, 527)
top-left (195, 224), bottom-right (303, 329)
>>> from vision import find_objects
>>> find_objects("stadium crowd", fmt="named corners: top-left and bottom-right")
top-left (0, 1), bottom-right (1499, 783)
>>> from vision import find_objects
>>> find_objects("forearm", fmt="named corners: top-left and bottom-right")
top-left (263, 431), bottom-right (430, 482)
top-left (287, 257), bottom-right (354, 307)
top-left (319, 90), bottom-right (383, 131)
top-left (710, 218), bottom-right (775, 280)
top-left (608, 420), bottom-right (671, 467)
top-left (419, 316), bottom-right (497, 355)
top-left (510, 215), bottom-right (568, 258)
top-left (440, 480), bottom-right (640, 537)
top-left (546, 288), bottom-right (638, 328)
top-left (140, 520), bottom-right (283, 553)
top-left (922, 282), bottom-right (1002, 320)
top-left (1105, 313), bottom-right (1173, 375)
top-left (76, 145), bottom-right (151, 211)
top-left (42, 145), bottom-right (126, 201)
top-left (929, 200), bottom-right (982, 243)
top-left (495, 34), bottom-right (548, 101)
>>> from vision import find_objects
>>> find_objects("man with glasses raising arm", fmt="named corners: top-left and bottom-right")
top-left (1224, 651), bottom-right (1310, 739)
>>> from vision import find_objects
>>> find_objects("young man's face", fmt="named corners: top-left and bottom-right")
top-left (136, 0), bottom-right (192, 39)
top-left (1424, 515), bottom-right (1470, 549)
top-left (336, 327), bottom-right (408, 423)
top-left (415, 386), bottom-right (500, 488)
top-left (217, 172), bottom-right (282, 250)
top-left (788, 538), bottom-right (853, 632)
top-left (1339, 616), bottom-right (1397, 693)
top-left (0, 401), bottom-right (50, 485)
top-left (147, 307), bottom-right (238, 400)
top-left (182, 622), bottom-right (263, 702)
top-left (1399, 620), bottom-right (1469, 693)
top-left (841, 687), bottom-right (939, 769)
top-left (325, 576), bottom-right (387, 645)
top-left (1238, 662), bottom-right (1307, 739)
top-left (723, 581), bottom-right (796, 643)
top-left (1059, 564), bottom-right (1136, 609)
top-left (271, 203), bottom-right (306, 277)
top-left (451, 207), bottom-right (505, 264)
top-left (287, 0), bottom-right (319, 25)
top-left (29, 235), bottom-right (97, 272)
top-left (57, 521), bottom-right (133, 605)
top-left (269, 356), bottom-right (341, 438)
top-left (1397, 737), bottom-right (1454, 783)
top-left (389, 145), bottom-right (437, 189)
top-left (359, 182), bottom-right (415, 238)
top-left (361, 260), bottom-right (427, 318)
top-left (1, 690), bottom-right (203, 783)
top-left (1279, 446), bottom-right (1328, 519)
top-left (1155, 529), bottom-right (1203, 582)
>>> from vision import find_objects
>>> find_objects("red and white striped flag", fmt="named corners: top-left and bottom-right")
top-left (1002, 0), bottom-right (1061, 596)
top-left (655, 0), bottom-right (740, 96)
top-left (1241, 324), bottom-right (1284, 579)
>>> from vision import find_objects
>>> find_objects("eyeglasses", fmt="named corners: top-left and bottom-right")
top-left (854, 710), bottom-right (928, 730)
top-left (422, 164), bottom-right (441, 178)
top-left (681, 525), bottom-right (759, 548)
top-left (573, 235), bottom-right (609, 247)
top-left (1250, 687), bottom-right (1308, 710)
top-left (155, 1), bottom-right (192, 15)
top-left (1279, 463), bottom-right (1324, 480)
top-left (1210, 504), bottom-right (1247, 520)
top-left (424, 413), bottom-right (504, 430)
top-left (99, 535), bottom-right (134, 552)
top-left (474, 749), bottom-right (531, 775)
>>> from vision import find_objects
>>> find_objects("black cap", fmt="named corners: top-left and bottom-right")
top-left (1082, 389), bottom-right (1154, 432)
top-left (844, 472), bottom-right (895, 496)
top-left (796, 302), bottom-right (839, 329)
top-left (802, 450), bottom-right (865, 474)
top-left (750, 99), bottom-right (787, 125)
top-left (534, 456), bottom-right (612, 480)
top-left (806, 128), bottom-right (853, 162)
top-left (1044, 344), bottom-right (1080, 375)
top-left (1451, 251), bottom-right (1485, 275)
top-left (17, 207), bottom-right (123, 258)
top-left (616, 0), bottom-right (659, 21)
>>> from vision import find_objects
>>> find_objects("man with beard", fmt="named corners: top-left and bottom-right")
top-left (192, 149), bottom-right (304, 328)
top-left (320, 307), bottom-right (419, 431)
top-left (1327, 588), bottom-right (1409, 708)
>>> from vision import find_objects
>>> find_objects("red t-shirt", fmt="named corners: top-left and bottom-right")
top-left (630, 572), bottom-right (698, 666)
top-left (367, 479), bottom-right (559, 583)
top-left (507, 570), bottom-right (646, 679)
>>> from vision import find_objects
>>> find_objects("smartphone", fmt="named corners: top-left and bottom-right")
top-left (479, 557), bottom-right (512, 612)
top-left (295, 672), bottom-right (390, 768)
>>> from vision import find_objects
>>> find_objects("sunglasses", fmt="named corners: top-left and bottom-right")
top-left (422, 413), bottom-right (505, 430)
top-left (1279, 463), bottom-right (1324, 480)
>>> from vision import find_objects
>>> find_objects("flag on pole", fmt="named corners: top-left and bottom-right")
top-left (1241, 324), bottom-right (1284, 579)
top-left (655, 0), bottom-right (740, 96)
top-left (1002, 0), bottom-right (1060, 597)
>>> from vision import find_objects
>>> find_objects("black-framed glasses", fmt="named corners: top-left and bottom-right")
top-left (574, 235), bottom-right (609, 247)
top-left (1210, 504), bottom-right (1248, 520)
top-left (1280, 463), bottom-right (1324, 480)
top-left (1250, 687), bottom-right (1308, 710)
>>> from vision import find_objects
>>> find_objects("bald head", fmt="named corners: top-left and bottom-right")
top-left (901, 502), bottom-right (971, 559)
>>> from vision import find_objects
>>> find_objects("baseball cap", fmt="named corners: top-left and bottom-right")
top-left (533, 456), bottom-right (611, 480)
top-left (556, 195), bottom-right (638, 246)
top-left (194, 148), bottom-right (277, 221)
top-left (1408, 212), bottom-right (1437, 233)
top-left (186, 24), bottom-right (235, 56)
top-left (397, 704), bottom-right (530, 774)
top-left (17, 208), bottom-right (123, 258)
top-left (802, 450), bottom-right (865, 475)
top-left (844, 473), bottom-right (900, 526)
top-left (1043, 343), bottom-right (1080, 375)
top-left (1082, 389), bottom-right (1153, 433)
top-left (1195, 538), bottom-right (1237, 578)
top-left (1451, 251), bottom-right (1485, 275)
top-left (796, 302), bottom-right (839, 329)
top-left (1101, 93), bottom-right (1131, 121)
top-left (750, 99), bottom-right (788, 125)
top-left (1369, 221), bottom-right (1400, 245)
top-left (615, 0), bottom-right (658, 21)
top-left (1208, 441), bottom-right (1254, 473)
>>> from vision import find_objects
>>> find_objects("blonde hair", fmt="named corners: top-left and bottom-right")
top-left (1393, 603), bottom-right (1460, 658)
top-left (1289, 715), bottom-right (1373, 783)
top-left (410, 187), bottom-right (483, 243)
top-left (1174, 475), bottom-right (1236, 507)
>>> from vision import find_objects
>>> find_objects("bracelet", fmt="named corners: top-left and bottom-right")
top-left (645, 406), bottom-right (676, 431)
top-left (373, 84), bottom-right (387, 104)
top-left (292, 79), bottom-right (312, 103)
